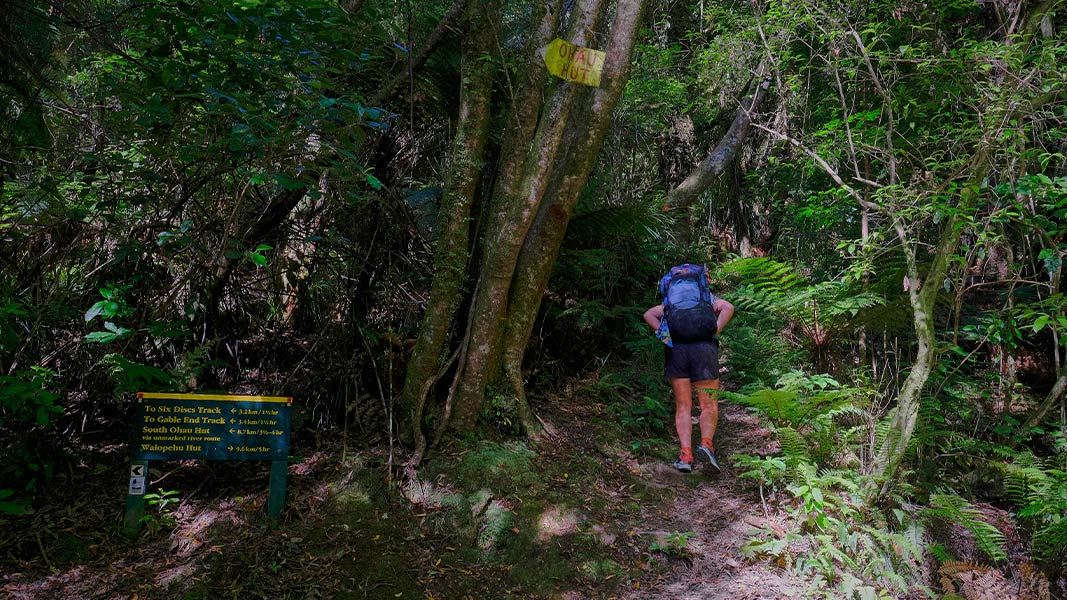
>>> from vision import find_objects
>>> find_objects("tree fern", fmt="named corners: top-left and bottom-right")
top-left (715, 257), bottom-right (885, 370)
top-left (564, 203), bottom-right (668, 246)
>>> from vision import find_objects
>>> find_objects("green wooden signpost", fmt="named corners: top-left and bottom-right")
top-left (123, 392), bottom-right (292, 537)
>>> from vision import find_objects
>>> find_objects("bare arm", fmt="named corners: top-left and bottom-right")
top-left (713, 298), bottom-right (735, 334)
top-left (643, 304), bottom-right (664, 330)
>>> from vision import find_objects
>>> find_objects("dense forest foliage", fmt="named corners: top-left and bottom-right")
top-left (2, 0), bottom-right (1067, 598)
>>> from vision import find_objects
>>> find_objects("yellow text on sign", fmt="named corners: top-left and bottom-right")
top-left (542, 38), bottom-right (606, 88)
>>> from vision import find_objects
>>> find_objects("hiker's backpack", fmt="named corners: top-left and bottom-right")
top-left (658, 264), bottom-right (718, 343)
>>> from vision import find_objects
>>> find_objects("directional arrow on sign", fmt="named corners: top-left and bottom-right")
top-left (130, 464), bottom-right (145, 477)
top-left (229, 428), bottom-right (236, 434)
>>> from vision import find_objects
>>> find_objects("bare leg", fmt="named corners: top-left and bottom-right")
top-left (671, 378), bottom-right (693, 460)
top-left (694, 379), bottom-right (719, 450)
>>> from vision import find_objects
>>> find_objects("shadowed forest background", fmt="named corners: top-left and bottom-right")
top-left (2, 0), bottom-right (1067, 598)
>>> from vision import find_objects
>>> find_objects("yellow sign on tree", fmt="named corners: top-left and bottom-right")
top-left (541, 38), bottom-right (606, 88)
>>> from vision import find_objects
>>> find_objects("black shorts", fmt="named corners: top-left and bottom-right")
top-left (664, 340), bottom-right (719, 381)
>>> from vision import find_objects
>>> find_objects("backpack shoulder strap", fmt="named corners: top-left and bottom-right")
top-left (658, 272), bottom-right (673, 304)
top-left (701, 264), bottom-right (713, 304)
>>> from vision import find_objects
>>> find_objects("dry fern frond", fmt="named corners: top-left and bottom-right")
top-left (938, 560), bottom-right (1050, 600)
top-left (1018, 562), bottom-right (1051, 600)
top-left (939, 560), bottom-right (992, 577)
top-left (956, 569), bottom-right (1012, 600)
top-left (939, 561), bottom-right (992, 598)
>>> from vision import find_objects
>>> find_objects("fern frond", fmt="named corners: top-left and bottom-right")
top-left (565, 203), bottom-right (667, 245)
top-left (813, 404), bottom-right (867, 427)
top-left (815, 468), bottom-right (861, 493)
top-left (1002, 460), bottom-right (1049, 507)
top-left (1032, 517), bottom-right (1067, 562)
top-left (776, 426), bottom-right (810, 464)
top-left (929, 542), bottom-right (956, 562)
top-left (717, 257), bottom-right (805, 291)
top-left (939, 560), bottom-right (992, 577)
top-left (924, 494), bottom-right (1008, 563)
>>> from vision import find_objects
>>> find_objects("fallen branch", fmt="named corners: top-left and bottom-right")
top-left (664, 66), bottom-right (771, 211)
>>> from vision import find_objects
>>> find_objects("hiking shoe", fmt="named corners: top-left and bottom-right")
top-left (696, 445), bottom-right (720, 473)
top-left (672, 459), bottom-right (693, 473)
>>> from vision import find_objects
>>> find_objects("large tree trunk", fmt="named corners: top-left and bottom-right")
top-left (434, 0), bottom-right (650, 436)
top-left (399, 0), bottom-right (500, 453)
top-left (497, 0), bottom-right (653, 435)
top-left (445, 0), bottom-right (610, 434)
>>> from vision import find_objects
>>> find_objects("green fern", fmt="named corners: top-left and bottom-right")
top-left (715, 258), bottom-right (885, 369)
top-left (1002, 457), bottom-right (1067, 562)
top-left (564, 203), bottom-right (667, 246)
top-left (1032, 517), bottom-right (1067, 562)
top-left (928, 543), bottom-right (956, 562)
top-left (726, 384), bottom-right (859, 428)
top-left (924, 493), bottom-right (1008, 563)
top-left (775, 426), bottom-right (811, 464)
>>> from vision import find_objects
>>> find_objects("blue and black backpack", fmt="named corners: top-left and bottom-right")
top-left (658, 264), bottom-right (718, 343)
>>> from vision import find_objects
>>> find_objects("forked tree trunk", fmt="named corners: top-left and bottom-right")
top-left (400, 0), bottom-right (656, 448)
top-left (497, 0), bottom-right (653, 434)
top-left (446, 0), bottom-right (610, 433)
top-left (399, 0), bottom-right (500, 452)
top-left (432, 0), bottom-right (650, 437)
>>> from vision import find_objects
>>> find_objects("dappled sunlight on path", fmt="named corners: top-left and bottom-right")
top-left (622, 402), bottom-right (804, 599)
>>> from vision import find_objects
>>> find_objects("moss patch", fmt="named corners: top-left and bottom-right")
top-left (434, 440), bottom-right (541, 494)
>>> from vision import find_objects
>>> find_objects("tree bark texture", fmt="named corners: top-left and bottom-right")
top-left (399, 0), bottom-right (500, 453)
top-left (496, 0), bottom-right (653, 435)
top-left (446, 0), bottom-right (612, 433)
top-left (400, 0), bottom-right (651, 444)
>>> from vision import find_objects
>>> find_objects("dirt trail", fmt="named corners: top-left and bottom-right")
top-left (2, 386), bottom-right (800, 599)
top-left (620, 402), bottom-right (802, 600)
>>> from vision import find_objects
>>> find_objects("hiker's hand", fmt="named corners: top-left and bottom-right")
top-left (713, 299), bottom-right (734, 333)
top-left (643, 305), bottom-right (664, 330)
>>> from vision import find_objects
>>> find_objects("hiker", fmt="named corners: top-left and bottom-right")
top-left (643, 264), bottom-right (735, 474)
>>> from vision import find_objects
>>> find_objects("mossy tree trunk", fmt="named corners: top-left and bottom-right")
top-left (400, 0), bottom-right (651, 451)
top-left (400, 0), bottom-right (501, 454)
top-left (497, 0), bottom-right (653, 435)
top-left (446, 0), bottom-right (611, 434)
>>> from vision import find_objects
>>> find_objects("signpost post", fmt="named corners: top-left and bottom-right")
top-left (123, 392), bottom-right (292, 537)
